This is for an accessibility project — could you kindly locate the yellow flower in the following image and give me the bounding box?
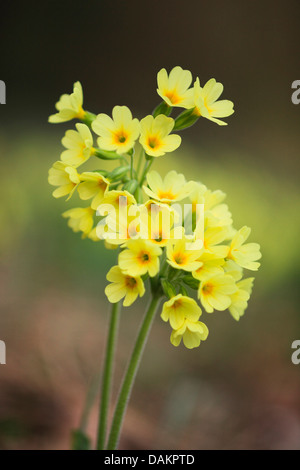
[227,226,261,271]
[192,252,225,281]
[77,172,110,210]
[161,294,201,329]
[139,115,181,157]
[118,239,162,277]
[101,190,137,213]
[92,106,140,155]
[198,273,237,313]
[139,200,176,246]
[48,161,80,199]
[157,66,194,108]
[191,77,234,126]
[105,266,145,307]
[61,123,94,167]
[62,207,95,236]
[170,318,209,349]
[167,236,203,272]
[97,205,140,246]
[229,277,254,321]
[49,81,85,123]
[143,170,193,203]
[203,226,230,258]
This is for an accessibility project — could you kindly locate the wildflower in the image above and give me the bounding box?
[157,66,194,108]
[139,115,181,157]
[92,106,140,155]
[49,81,85,123]
[77,172,110,210]
[167,236,203,272]
[97,205,140,245]
[203,226,230,257]
[198,273,237,313]
[105,266,145,307]
[101,190,137,213]
[191,78,234,126]
[143,170,193,203]
[61,123,94,167]
[139,200,176,246]
[48,161,80,199]
[62,207,95,236]
[170,318,209,349]
[229,278,254,321]
[161,294,201,329]
[192,252,225,281]
[227,226,261,270]
[118,239,162,277]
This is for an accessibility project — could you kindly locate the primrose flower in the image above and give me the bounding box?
[203,226,230,258]
[192,252,225,281]
[118,239,162,277]
[161,294,201,329]
[167,236,203,272]
[97,205,140,245]
[191,78,234,126]
[157,66,194,108]
[77,172,110,210]
[61,123,94,167]
[198,273,237,313]
[105,266,145,307]
[229,277,254,321]
[49,81,85,123]
[48,161,80,199]
[62,207,95,236]
[139,115,181,157]
[227,226,262,271]
[92,106,140,155]
[143,170,193,203]
[101,190,137,213]
[170,318,209,349]
[139,201,176,246]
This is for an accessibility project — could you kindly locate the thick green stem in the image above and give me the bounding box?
[139,157,154,187]
[106,294,162,450]
[96,301,121,450]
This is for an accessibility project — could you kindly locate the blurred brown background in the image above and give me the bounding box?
[0,0,300,450]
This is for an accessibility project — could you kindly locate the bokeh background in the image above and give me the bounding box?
[0,0,300,450]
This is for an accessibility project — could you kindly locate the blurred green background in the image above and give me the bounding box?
[0,0,300,450]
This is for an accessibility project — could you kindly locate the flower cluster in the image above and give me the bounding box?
[48,66,260,350]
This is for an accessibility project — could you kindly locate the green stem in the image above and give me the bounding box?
[136,147,144,178]
[106,294,162,450]
[139,157,154,187]
[96,301,121,450]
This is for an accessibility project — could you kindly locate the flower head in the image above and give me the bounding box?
[227,226,261,271]
[48,161,80,199]
[139,115,181,157]
[161,294,201,329]
[157,66,193,108]
[170,318,209,349]
[229,277,254,321]
[49,81,85,123]
[62,207,95,236]
[191,78,234,126]
[143,170,193,203]
[198,273,237,313]
[118,239,162,277]
[77,172,110,210]
[167,236,203,272]
[105,266,145,307]
[92,106,140,155]
[61,123,94,167]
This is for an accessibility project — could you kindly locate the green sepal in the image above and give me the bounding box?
[94,149,124,160]
[179,284,189,297]
[82,111,97,127]
[161,278,177,299]
[173,108,200,131]
[107,165,130,180]
[123,179,138,194]
[182,274,200,290]
[71,429,91,450]
[152,101,172,118]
